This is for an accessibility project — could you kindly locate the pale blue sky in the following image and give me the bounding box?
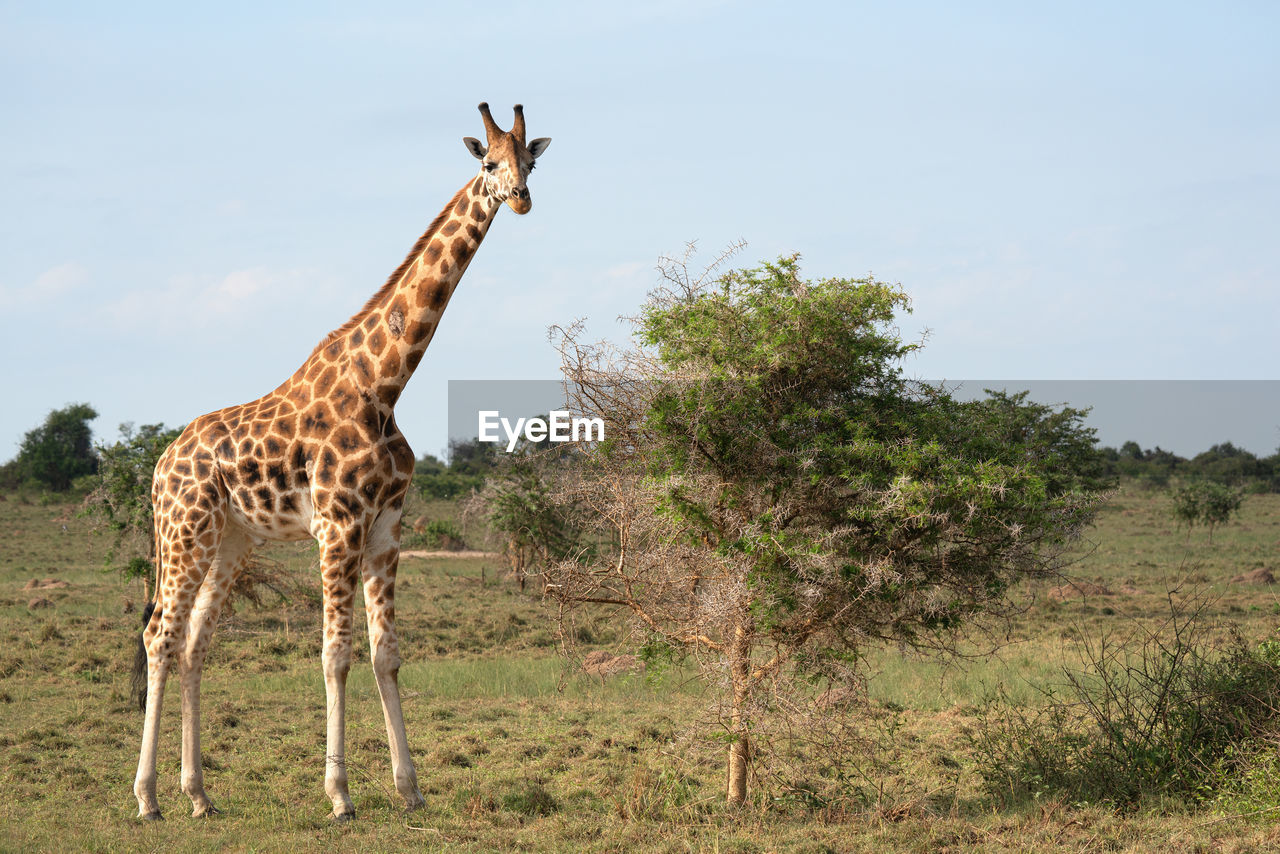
[2,2,1277,460]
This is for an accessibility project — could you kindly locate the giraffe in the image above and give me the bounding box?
[132,103,550,822]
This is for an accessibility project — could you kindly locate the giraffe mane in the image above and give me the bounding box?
[308,182,471,358]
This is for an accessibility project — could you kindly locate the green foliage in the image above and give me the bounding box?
[413,470,484,500]
[1170,481,1245,542]
[411,445,491,500]
[476,444,590,592]
[972,610,1280,809]
[402,519,465,551]
[624,254,1108,655]
[81,422,183,589]
[7,403,100,492]
[447,437,501,476]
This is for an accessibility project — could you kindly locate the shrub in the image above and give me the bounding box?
[972,599,1280,809]
[402,520,466,551]
[1170,481,1245,542]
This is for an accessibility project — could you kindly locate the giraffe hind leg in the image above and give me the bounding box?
[134,502,226,820]
[180,525,253,817]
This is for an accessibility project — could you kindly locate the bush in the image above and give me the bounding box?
[402,520,466,551]
[413,470,484,500]
[972,600,1280,809]
[1170,481,1245,542]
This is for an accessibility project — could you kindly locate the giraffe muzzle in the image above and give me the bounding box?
[507,186,532,215]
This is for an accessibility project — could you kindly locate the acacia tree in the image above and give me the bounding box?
[543,249,1110,806]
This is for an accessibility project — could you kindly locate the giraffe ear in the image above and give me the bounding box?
[527,138,551,159]
[463,137,488,160]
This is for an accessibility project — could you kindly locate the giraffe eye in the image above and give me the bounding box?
[483,162,497,173]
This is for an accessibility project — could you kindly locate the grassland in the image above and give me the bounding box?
[2,486,1280,852]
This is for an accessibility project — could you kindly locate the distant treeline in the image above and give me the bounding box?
[3,401,1277,497]
[413,437,1280,499]
[1097,441,1280,492]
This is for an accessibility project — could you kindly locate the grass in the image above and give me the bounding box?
[2,485,1280,851]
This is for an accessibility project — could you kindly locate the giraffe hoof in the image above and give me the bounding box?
[331,810,356,824]
[140,810,164,822]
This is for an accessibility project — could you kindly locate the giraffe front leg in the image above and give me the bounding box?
[319,538,360,821]
[364,513,424,812]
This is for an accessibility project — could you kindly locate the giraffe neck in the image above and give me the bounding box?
[294,174,501,411]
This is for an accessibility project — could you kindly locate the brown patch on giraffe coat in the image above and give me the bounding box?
[266,463,288,490]
[332,425,362,454]
[405,321,432,346]
[450,238,468,262]
[375,383,398,411]
[441,220,461,237]
[302,403,333,436]
[423,241,443,263]
[239,458,263,485]
[379,345,405,379]
[387,309,405,339]
[466,224,482,242]
[427,283,449,310]
[314,366,338,397]
[353,354,374,383]
[274,414,297,438]
[330,385,357,418]
[470,202,486,221]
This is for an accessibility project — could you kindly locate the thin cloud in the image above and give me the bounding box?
[0,262,88,311]
[105,266,335,333]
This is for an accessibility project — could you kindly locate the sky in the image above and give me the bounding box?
[2,2,1278,461]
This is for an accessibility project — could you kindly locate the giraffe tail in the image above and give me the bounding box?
[131,600,159,712]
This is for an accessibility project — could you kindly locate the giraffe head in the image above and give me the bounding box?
[463,102,550,215]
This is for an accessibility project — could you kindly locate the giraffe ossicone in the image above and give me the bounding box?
[132,103,549,821]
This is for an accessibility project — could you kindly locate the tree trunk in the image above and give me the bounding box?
[726,614,752,806]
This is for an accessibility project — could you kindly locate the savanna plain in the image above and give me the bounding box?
[3,486,1280,853]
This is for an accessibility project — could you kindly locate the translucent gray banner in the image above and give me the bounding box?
[447,379,1280,458]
